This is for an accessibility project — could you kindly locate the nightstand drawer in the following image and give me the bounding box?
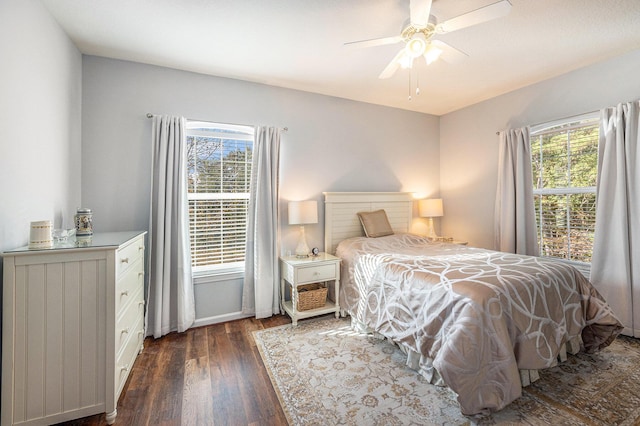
[297,264,336,283]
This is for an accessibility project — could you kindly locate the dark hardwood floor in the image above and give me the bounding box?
[58,314,293,426]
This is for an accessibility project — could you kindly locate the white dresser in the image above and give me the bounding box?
[1,231,146,425]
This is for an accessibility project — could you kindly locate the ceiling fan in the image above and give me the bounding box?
[345,0,512,79]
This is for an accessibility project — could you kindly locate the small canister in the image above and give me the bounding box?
[75,208,93,236]
[29,220,53,249]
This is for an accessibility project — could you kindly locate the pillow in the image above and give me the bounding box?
[357,209,394,238]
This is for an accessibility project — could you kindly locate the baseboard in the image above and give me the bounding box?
[193,311,253,328]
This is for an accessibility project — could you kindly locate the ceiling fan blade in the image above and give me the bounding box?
[379,49,407,79]
[430,40,468,64]
[410,0,433,28]
[437,0,511,34]
[344,35,403,49]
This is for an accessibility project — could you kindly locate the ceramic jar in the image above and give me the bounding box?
[74,208,93,236]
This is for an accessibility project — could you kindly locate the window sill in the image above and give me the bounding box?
[193,267,244,283]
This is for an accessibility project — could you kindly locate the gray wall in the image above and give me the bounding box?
[440,49,640,250]
[81,56,440,324]
[0,0,82,408]
[0,0,82,252]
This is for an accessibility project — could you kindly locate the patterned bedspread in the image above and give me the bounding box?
[336,233,622,416]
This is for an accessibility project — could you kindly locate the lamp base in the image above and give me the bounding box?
[294,225,310,258]
[426,217,439,242]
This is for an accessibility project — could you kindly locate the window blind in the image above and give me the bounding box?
[186,124,253,272]
[531,118,598,263]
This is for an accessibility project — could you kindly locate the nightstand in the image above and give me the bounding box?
[280,253,341,326]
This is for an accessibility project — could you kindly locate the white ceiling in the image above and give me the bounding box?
[40,0,640,116]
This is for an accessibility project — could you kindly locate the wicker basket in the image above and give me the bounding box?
[296,283,328,311]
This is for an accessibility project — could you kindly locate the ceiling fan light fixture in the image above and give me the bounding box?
[405,32,427,58]
[398,52,414,69]
[424,44,443,65]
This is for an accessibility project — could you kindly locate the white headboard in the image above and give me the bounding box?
[323,192,414,254]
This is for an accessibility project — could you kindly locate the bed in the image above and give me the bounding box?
[323,192,623,416]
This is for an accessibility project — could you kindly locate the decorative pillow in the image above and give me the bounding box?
[357,209,394,238]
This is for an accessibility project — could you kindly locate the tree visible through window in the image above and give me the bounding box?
[186,121,254,273]
[530,115,598,264]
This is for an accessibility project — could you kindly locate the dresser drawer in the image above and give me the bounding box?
[115,286,144,356]
[115,314,144,397]
[115,257,144,316]
[116,236,145,277]
[297,264,337,284]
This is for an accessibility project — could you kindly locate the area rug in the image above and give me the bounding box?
[253,316,640,426]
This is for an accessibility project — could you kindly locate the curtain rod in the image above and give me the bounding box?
[146,113,288,132]
[495,110,599,135]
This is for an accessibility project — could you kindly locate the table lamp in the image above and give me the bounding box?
[419,198,443,241]
[288,200,318,257]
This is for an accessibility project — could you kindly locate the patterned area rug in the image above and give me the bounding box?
[253,316,640,425]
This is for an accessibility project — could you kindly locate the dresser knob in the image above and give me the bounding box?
[121,258,129,264]
[121,290,129,297]
[120,364,130,373]
[121,327,130,335]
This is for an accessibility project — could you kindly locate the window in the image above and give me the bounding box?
[186,121,254,274]
[530,114,598,266]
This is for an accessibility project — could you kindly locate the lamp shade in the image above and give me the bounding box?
[288,200,318,225]
[419,198,443,218]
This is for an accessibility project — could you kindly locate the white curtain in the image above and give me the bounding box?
[494,127,539,255]
[242,126,281,318]
[591,101,640,336]
[146,115,195,338]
